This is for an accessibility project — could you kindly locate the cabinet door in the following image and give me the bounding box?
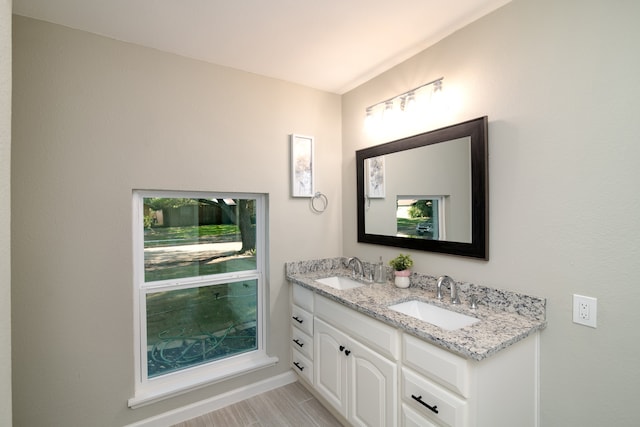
[349,337,397,427]
[314,318,348,417]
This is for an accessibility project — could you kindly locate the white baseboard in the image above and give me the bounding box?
[126,370,297,427]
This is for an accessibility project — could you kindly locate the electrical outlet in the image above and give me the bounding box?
[573,294,597,328]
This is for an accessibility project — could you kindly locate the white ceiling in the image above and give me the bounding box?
[13,0,510,94]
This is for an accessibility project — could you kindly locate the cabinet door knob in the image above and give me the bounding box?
[339,345,345,352]
[411,394,438,414]
[344,349,351,356]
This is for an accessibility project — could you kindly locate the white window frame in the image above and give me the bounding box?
[424,195,446,240]
[129,190,277,408]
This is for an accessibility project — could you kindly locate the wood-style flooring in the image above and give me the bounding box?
[172,381,344,427]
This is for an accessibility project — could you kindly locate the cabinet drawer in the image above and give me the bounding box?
[291,347,313,384]
[402,368,467,427]
[315,295,399,360]
[292,283,314,313]
[401,403,439,427]
[403,334,469,397]
[291,305,313,336]
[291,325,313,360]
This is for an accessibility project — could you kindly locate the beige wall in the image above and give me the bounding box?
[11,0,640,425]
[11,16,342,426]
[343,0,640,425]
[1,0,11,425]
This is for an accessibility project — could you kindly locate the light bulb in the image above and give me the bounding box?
[404,91,416,113]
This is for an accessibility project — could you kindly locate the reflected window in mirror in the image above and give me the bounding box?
[396,196,444,240]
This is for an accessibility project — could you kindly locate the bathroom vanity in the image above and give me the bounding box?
[287,258,546,427]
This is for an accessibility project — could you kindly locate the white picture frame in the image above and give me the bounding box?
[366,156,385,198]
[290,134,315,197]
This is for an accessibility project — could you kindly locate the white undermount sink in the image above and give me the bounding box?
[316,276,365,290]
[388,300,480,331]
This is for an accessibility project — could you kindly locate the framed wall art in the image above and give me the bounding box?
[290,134,315,198]
[366,155,385,198]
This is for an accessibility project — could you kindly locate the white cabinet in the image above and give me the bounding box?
[290,284,314,384]
[315,318,397,427]
[312,294,399,427]
[314,318,348,415]
[400,333,539,427]
[289,283,540,427]
[349,332,397,426]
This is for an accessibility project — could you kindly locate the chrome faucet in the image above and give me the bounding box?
[436,275,460,305]
[345,257,364,280]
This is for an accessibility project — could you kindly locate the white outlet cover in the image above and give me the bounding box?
[573,294,597,328]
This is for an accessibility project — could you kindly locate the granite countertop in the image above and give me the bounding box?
[286,258,547,361]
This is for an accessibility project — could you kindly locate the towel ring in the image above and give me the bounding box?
[310,192,328,213]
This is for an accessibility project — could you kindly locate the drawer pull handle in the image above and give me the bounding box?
[293,339,304,347]
[293,362,304,371]
[292,316,303,324]
[411,394,439,414]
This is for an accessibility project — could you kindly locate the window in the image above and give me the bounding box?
[396,196,445,240]
[129,191,276,408]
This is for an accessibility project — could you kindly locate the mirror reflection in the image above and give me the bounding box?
[364,137,471,243]
[356,117,488,259]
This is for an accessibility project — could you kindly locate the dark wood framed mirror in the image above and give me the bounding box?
[356,116,488,259]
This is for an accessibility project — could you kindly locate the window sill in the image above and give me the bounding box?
[128,352,278,409]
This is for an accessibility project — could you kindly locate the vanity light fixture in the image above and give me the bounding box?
[402,90,416,112]
[433,78,443,93]
[364,77,444,132]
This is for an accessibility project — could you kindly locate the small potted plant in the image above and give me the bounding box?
[389,253,413,288]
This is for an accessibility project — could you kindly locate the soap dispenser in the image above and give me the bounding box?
[374,256,386,283]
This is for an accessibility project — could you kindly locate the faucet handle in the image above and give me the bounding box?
[469,294,484,309]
